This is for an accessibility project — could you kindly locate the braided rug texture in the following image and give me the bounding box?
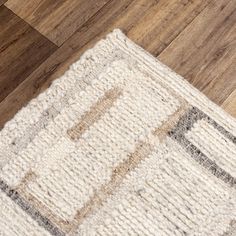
[0,29,236,236]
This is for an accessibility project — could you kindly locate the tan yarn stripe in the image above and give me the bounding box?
[16,170,37,191]
[67,88,122,140]
[153,102,190,142]
[15,105,189,233]
[69,104,190,232]
[15,84,189,233]
[68,141,155,233]
[14,85,189,233]
[19,191,71,231]
[16,177,72,232]
[222,220,236,236]
[146,69,191,141]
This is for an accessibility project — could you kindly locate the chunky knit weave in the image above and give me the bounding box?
[0,29,235,236]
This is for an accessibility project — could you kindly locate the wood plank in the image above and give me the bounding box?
[0,0,153,128]
[201,58,236,105]
[222,89,236,118]
[5,0,110,46]
[0,6,57,104]
[67,0,211,56]
[127,0,211,55]
[0,0,7,6]
[158,0,236,106]
[0,0,226,128]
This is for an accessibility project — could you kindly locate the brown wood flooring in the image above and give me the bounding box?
[0,0,235,128]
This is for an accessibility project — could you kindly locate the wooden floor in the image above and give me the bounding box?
[0,0,235,128]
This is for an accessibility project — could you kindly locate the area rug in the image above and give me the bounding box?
[0,29,235,236]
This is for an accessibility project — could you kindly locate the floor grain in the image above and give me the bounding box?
[0,0,6,6]
[127,0,211,55]
[5,0,110,46]
[0,0,155,127]
[159,0,236,105]
[0,0,235,128]
[0,5,57,103]
[222,89,236,117]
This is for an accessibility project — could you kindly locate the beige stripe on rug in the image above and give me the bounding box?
[0,29,235,236]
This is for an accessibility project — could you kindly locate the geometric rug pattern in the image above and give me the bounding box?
[0,29,235,236]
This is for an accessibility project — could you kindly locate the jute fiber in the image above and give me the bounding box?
[0,29,235,236]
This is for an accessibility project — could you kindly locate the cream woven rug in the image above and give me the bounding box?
[0,29,236,236]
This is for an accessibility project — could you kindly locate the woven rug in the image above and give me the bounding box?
[0,29,236,236]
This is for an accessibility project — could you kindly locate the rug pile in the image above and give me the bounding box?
[0,29,235,236]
